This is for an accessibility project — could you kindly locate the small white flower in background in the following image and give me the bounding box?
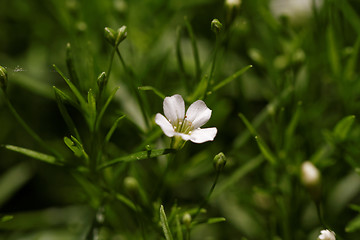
[155,94,217,144]
[301,161,320,187]
[270,0,323,25]
[318,229,336,240]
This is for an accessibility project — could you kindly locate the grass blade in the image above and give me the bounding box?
[53,64,87,109]
[97,148,175,170]
[211,65,252,93]
[3,145,62,166]
[160,205,173,240]
[105,115,126,143]
[95,87,120,131]
[138,86,165,100]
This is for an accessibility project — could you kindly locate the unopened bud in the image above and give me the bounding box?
[104,27,117,46]
[115,25,127,45]
[0,66,8,91]
[301,161,321,201]
[225,0,242,25]
[97,72,107,91]
[211,19,223,34]
[104,25,127,47]
[213,152,227,172]
[124,176,139,197]
[182,212,192,228]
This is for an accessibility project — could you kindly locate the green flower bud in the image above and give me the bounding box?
[115,25,127,46]
[0,66,8,91]
[211,19,223,34]
[97,72,107,91]
[182,212,192,228]
[124,176,139,198]
[104,25,127,47]
[213,152,227,172]
[104,27,117,46]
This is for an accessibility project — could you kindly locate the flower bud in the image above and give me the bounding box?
[115,25,127,46]
[318,229,336,240]
[300,161,321,201]
[0,66,8,91]
[97,72,107,91]
[225,0,242,25]
[124,176,139,198]
[104,26,127,47]
[213,152,227,172]
[104,27,117,46]
[211,19,223,34]
[182,212,192,228]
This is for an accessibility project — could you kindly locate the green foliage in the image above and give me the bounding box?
[2,0,360,239]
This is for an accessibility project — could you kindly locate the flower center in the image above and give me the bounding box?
[172,116,194,134]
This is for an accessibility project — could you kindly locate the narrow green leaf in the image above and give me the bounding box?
[105,115,126,143]
[211,65,252,93]
[87,88,97,129]
[255,136,276,165]
[53,64,87,109]
[138,86,165,99]
[346,214,360,233]
[333,115,355,141]
[344,36,360,80]
[98,148,175,170]
[336,0,360,36]
[207,217,226,224]
[115,194,136,211]
[64,137,82,157]
[0,215,13,223]
[285,101,302,141]
[54,87,81,141]
[95,87,120,131]
[53,86,79,108]
[160,205,173,240]
[327,26,340,76]
[0,163,33,207]
[3,145,61,166]
[175,214,183,240]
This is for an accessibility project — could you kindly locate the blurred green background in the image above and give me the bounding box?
[1,0,360,239]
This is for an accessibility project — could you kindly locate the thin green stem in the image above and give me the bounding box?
[152,152,177,200]
[1,91,62,160]
[315,201,328,229]
[115,48,150,129]
[193,170,220,220]
[184,17,201,82]
[106,46,117,83]
[205,34,220,98]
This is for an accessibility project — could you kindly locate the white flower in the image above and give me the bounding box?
[318,229,336,240]
[270,0,323,25]
[155,94,217,144]
[301,161,320,187]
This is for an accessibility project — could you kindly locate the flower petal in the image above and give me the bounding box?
[175,132,191,141]
[186,100,212,129]
[189,127,217,143]
[163,94,185,123]
[155,113,175,137]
